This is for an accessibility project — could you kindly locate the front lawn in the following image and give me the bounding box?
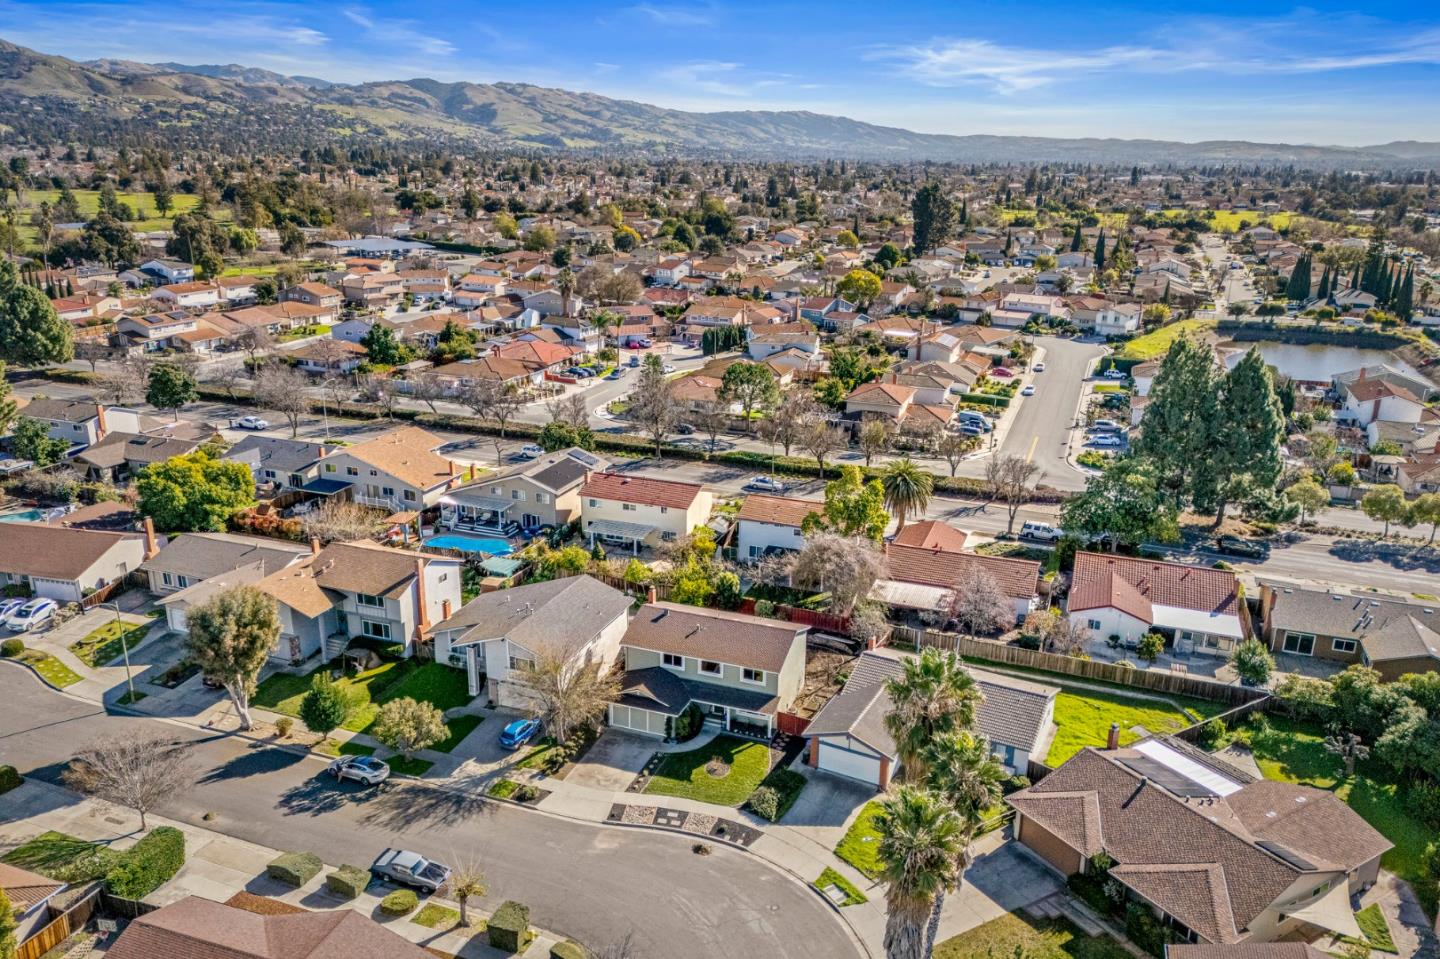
[314,739,376,758]
[643,735,771,807]
[934,913,1132,959]
[15,650,83,688]
[431,714,483,753]
[514,737,559,771]
[2,831,115,882]
[70,620,150,668]
[1044,689,1211,766]
[834,801,885,880]
[813,867,867,906]
[253,660,471,735]
[412,903,460,929]
[387,756,433,777]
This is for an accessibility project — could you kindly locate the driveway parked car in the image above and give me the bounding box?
[236,415,270,430]
[662,364,677,374]
[989,367,1015,378]
[517,444,544,459]
[1090,434,1124,448]
[1020,521,1063,542]
[4,598,58,632]
[328,755,390,786]
[744,475,787,493]
[371,849,451,893]
[500,717,542,750]
[674,423,695,435]
[605,369,624,381]
[1102,369,1127,380]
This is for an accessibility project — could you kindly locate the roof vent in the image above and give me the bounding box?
[1265,810,1277,818]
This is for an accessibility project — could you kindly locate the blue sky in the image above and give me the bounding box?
[1,0,1436,144]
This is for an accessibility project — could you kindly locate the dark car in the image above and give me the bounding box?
[674,423,695,435]
[1214,535,1269,559]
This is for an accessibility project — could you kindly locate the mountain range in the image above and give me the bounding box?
[2,38,1437,168]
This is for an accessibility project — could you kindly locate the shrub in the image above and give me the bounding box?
[753,599,776,618]
[1003,774,1031,794]
[0,638,24,657]
[488,900,532,952]
[0,765,21,794]
[670,702,704,742]
[1193,718,1228,750]
[274,717,293,738]
[1015,632,1042,651]
[1410,780,1440,829]
[379,888,417,916]
[515,784,540,803]
[1125,902,1175,957]
[746,768,806,822]
[325,865,369,900]
[550,943,588,959]
[106,827,185,899]
[266,851,323,887]
[746,785,780,821]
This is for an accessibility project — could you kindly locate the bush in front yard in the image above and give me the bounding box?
[379,888,417,917]
[487,900,532,952]
[746,768,806,823]
[746,785,780,821]
[1,638,24,657]
[325,865,369,900]
[550,942,588,959]
[106,827,185,899]
[266,851,323,887]
[0,765,22,795]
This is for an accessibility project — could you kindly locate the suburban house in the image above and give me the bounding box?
[844,381,916,422]
[141,530,312,597]
[289,338,368,374]
[874,545,1040,621]
[608,603,807,739]
[1094,302,1144,337]
[116,311,202,351]
[74,430,212,483]
[255,541,462,663]
[579,472,713,553]
[1008,736,1390,945]
[1067,552,1248,656]
[891,519,969,552]
[137,258,195,285]
[0,861,67,947]
[150,281,220,310]
[1258,580,1440,681]
[16,398,148,449]
[105,895,436,959]
[283,281,344,310]
[0,522,149,602]
[315,427,457,511]
[224,436,337,493]
[430,574,632,705]
[439,447,608,536]
[804,651,1059,788]
[735,494,820,561]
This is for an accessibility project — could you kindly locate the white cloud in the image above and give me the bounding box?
[341,6,454,57]
[628,3,716,27]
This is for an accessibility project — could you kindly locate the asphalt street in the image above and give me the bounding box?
[0,675,862,959]
[989,337,1106,489]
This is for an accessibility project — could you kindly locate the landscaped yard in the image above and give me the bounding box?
[386,756,433,777]
[412,903,461,930]
[1115,319,1217,361]
[14,649,83,688]
[431,714,484,753]
[253,659,471,736]
[813,867,867,907]
[70,619,150,668]
[1349,903,1397,953]
[642,735,771,806]
[2,831,115,882]
[834,801,885,880]
[1244,716,1436,918]
[1044,688,1220,766]
[934,913,1131,959]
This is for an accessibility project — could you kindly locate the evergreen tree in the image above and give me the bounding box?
[0,261,74,367]
[1093,231,1106,272]
[1070,222,1083,252]
[1201,347,1285,526]
[1317,265,1332,301]
[910,183,956,255]
[1133,336,1222,508]
[1395,265,1414,319]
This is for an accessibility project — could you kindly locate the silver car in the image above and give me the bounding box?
[328,755,390,786]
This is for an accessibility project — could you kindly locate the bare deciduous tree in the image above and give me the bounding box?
[790,533,884,615]
[449,861,488,928]
[459,379,526,464]
[251,362,311,437]
[95,356,148,405]
[546,392,590,430]
[406,373,449,414]
[301,499,386,544]
[63,733,194,830]
[985,454,1040,534]
[761,387,818,458]
[801,420,849,478]
[237,326,275,365]
[512,644,621,744]
[691,400,729,460]
[948,566,1013,639]
[1024,608,1090,656]
[627,356,677,458]
[357,373,400,420]
[936,431,977,477]
[858,416,894,467]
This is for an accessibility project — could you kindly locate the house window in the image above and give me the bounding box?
[622,503,636,511]
[403,490,417,501]
[661,531,676,542]
[263,470,276,480]
[536,493,548,504]
[508,656,533,672]
[742,668,765,684]
[699,660,722,676]
[748,545,764,558]
[1087,619,1102,630]
[369,469,378,477]
[491,486,502,495]
[1283,632,1316,656]
[662,653,683,668]
[357,593,384,608]
[346,466,359,476]
[361,620,391,639]
[512,490,526,501]
[1332,638,1357,654]
[660,506,668,514]
[325,464,336,473]
[162,572,173,586]
[176,575,189,588]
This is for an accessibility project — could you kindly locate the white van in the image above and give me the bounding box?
[957,410,993,431]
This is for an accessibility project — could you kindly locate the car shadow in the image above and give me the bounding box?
[275,774,389,817]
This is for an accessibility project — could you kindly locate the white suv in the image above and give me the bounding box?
[1020,521,1063,542]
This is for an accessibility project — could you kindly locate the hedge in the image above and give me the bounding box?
[266,851,323,887]
[487,900,532,952]
[0,638,23,658]
[957,392,1010,409]
[550,942,588,959]
[0,765,22,795]
[106,826,185,899]
[379,888,418,916]
[325,865,369,900]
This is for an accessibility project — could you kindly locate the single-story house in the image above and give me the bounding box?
[1067,552,1247,656]
[1258,580,1440,681]
[0,522,149,602]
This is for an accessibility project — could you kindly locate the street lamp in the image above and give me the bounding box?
[96,602,136,705]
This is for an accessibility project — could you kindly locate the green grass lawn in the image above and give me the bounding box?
[2,831,115,882]
[1044,689,1213,766]
[253,659,472,736]
[1116,319,1218,361]
[70,620,150,668]
[643,735,771,807]
[15,650,83,688]
[1349,903,1397,953]
[411,903,460,929]
[934,913,1132,959]
[834,801,885,880]
[314,739,377,758]
[16,189,214,241]
[813,867,867,906]
[431,714,483,753]
[1245,716,1436,918]
[513,738,559,770]
[488,779,520,799]
[387,756,433,777]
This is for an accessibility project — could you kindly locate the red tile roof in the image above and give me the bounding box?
[581,472,703,509]
[737,494,821,528]
[891,520,968,552]
[1068,552,1239,618]
[884,545,1039,600]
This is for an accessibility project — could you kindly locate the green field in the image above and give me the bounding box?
[1116,319,1217,360]
[935,913,1131,959]
[1045,689,1216,765]
[15,189,218,242]
[1160,209,1294,233]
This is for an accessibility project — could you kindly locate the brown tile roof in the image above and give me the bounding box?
[884,544,1039,600]
[342,427,453,490]
[622,602,805,672]
[1170,945,1332,959]
[0,861,65,912]
[0,523,143,581]
[737,494,821,529]
[1069,552,1240,619]
[581,472,702,510]
[890,520,968,552]
[847,382,915,406]
[106,895,435,959]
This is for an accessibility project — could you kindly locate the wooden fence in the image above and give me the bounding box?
[887,627,1269,706]
[79,573,142,611]
[1172,694,1273,743]
[777,711,811,737]
[17,888,100,959]
[738,599,852,636]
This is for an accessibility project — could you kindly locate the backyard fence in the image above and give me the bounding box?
[886,627,1270,706]
[1172,693,1273,743]
[738,599,852,636]
[16,887,101,959]
[777,712,811,737]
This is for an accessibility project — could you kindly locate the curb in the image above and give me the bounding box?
[0,656,67,694]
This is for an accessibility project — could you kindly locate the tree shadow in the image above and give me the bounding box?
[197,742,307,783]
[275,776,388,818]
[1327,539,1440,573]
[358,781,496,833]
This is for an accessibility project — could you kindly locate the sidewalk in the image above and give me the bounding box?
[0,779,566,958]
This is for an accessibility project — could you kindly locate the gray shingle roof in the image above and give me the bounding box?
[224,436,336,475]
[140,532,311,582]
[434,574,631,656]
[621,602,806,673]
[1263,581,1440,664]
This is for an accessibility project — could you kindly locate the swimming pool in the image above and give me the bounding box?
[422,535,515,556]
[0,509,45,523]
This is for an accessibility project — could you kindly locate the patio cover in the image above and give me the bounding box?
[871,578,953,611]
[480,556,523,577]
[299,478,351,496]
[1281,882,1362,939]
[441,493,513,513]
[586,519,656,542]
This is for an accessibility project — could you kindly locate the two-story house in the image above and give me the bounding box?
[430,574,632,705]
[609,603,808,739]
[150,281,220,311]
[316,427,457,511]
[283,282,344,310]
[116,312,201,351]
[16,400,158,451]
[138,258,195,286]
[440,447,609,536]
[579,472,713,554]
[735,494,819,562]
[223,436,337,494]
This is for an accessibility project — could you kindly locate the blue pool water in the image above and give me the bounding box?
[423,535,514,556]
[0,509,45,523]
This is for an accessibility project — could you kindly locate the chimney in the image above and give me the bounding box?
[310,537,322,556]
[441,599,452,621]
[645,586,657,605]
[468,464,477,480]
[890,371,898,384]
[95,404,108,440]
[1106,722,1121,751]
[413,557,430,631]
[448,460,457,476]
[142,516,158,559]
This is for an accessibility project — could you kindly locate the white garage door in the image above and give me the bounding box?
[817,741,882,785]
[167,607,187,633]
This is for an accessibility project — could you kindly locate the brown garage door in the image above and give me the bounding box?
[1018,815,1083,876]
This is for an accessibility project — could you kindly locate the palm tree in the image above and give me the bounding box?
[556,267,576,316]
[876,786,965,959]
[881,458,934,533]
[882,648,982,784]
[919,731,1008,953]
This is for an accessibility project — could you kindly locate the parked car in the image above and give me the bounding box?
[635,338,652,348]
[4,598,58,632]
[328,755,390,786]
[1020,521,1063,542]
[1021,385,1036,396]
[1090,419,1122,432]
[1213,535,1270,560]
[371,849,451,893]
[1033,362,1046,372]
[744,475,787,493]
[959,424,985,437]
[1090,434,1124,448]
[605,369,624,381]
[236,415,270,430]
[674,423,695,435]
[989,367,1015,378]
[0,598,28,622]
[500,717,542,750]
[517,444,544,459]
[1102,368,1127,380]
[662,364,677,374]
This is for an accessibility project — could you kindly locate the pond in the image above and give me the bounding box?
[1220,341,1424,383]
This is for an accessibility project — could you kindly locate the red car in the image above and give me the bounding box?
[989,367,1015,378]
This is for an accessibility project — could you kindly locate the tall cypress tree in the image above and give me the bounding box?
[1071,222,1083,252]
[1203,347,1285,526]
[1093,231,1106,271]
[1396,266,1414,318]
[1317,265,1332,301]
[1134,336,1223,509]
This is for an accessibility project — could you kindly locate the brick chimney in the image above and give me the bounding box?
[413,557,430,631]
[95,404,108,440]
[448,460,456,476]
[310,537,322,556]
[645,586,657,605]
[142,516,158,559]
[1106,722,1121,751]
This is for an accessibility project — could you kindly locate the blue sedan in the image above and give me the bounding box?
[500,717,542,750]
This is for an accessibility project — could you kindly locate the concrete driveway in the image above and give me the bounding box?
[566,730,658,791]
[778,767,877,847]
[935,834,1064,941]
